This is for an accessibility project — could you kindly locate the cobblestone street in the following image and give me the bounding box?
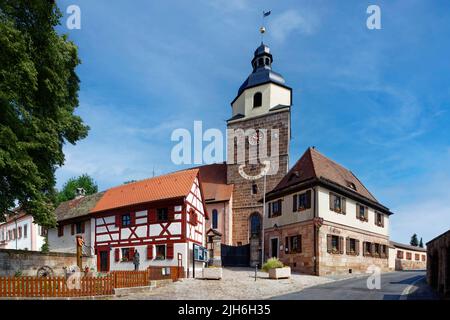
[112,268,334,300]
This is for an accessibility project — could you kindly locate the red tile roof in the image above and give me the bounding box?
[91,169,199,213]
[271,147,378,202]
[197,163,233,202]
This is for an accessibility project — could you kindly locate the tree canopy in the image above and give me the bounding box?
[410,233,419,247]
[0,1,89,226]
[57,174,98,204]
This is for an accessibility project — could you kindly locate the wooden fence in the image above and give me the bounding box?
[0,275,114,298]
[112,266,184,288]
[0,266,184,297]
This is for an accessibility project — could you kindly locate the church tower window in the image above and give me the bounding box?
[253,92,262,108]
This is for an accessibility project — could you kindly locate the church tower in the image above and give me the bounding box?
[227,42,292,255]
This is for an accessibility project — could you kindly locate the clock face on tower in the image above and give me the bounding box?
[248,130,265,146]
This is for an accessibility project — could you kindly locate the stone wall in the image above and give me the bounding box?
[227,109,290,245]
[427,230,450,297]
[0,249,95,277]
[318,223,390,276]
[264,221,315,274]
[395,258,426,271]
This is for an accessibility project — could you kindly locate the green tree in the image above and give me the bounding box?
[57,174,98,204]
[41,235,49,253]
[410,233,419,247]
[419,237,424,248]
[0,1,89,227]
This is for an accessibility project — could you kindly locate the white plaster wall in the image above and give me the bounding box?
[48,220,93,255]
[108,242,187,271]
[231,83,291,119]
[388,247,396,269]
[263,188,314,229]
[317,186,389,236]
[0,216,43,251]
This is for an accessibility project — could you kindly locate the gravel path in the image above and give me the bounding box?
[113,268,334,300]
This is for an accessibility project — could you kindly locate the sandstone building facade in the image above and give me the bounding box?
[263,147,394,276]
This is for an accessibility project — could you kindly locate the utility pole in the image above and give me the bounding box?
[261,171,266,267]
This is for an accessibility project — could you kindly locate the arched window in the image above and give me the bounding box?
[258,58,264,66]
[250,213,261,236]
[265,58,270,65]
[212,209,218,229]
[253,92,262,108]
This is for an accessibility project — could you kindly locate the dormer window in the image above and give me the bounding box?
[347,181,357,191]
[253,92,262,108]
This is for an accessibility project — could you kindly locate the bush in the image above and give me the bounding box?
[262,258,284,272]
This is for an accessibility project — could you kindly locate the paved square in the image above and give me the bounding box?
[113,268,333,300]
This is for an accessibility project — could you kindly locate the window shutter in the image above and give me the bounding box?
[128,247,135,260]
[81,222,85,233]
[370,243,375,256]
[365,207,369,222]
[356,204,360,219]
[342,198,346,215]
[268,203,272,218]
[293,195,297,212]
[327,234,332,253]
[355,240,360,256]
[329,193,333,210]
[147,245,153,260]
[167,243,174,259]
[339,237,344,254]
[115,248,120,262]
[363,242,367,256]
[306,190,312,209]
[71,224,75,235]
[115,215,120,227]
[381,214,384,227]
[148,209,157,223]
[168,207,175,221]
[130,212,136,226]
[346,237,350,255]
[297,235,302,253]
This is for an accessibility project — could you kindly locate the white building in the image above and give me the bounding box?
[0,210,46,251]
[90,168,207,275]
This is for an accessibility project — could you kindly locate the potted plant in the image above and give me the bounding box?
[262,258,291,279]
[202,266,223,280]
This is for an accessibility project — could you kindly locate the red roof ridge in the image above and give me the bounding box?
[103,168,199,193]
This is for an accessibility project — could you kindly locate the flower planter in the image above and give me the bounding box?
[268,266,291,279]
[202,267,223,280]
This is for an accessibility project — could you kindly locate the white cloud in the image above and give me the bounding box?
[269,10,318,43]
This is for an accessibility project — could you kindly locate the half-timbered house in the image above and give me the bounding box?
[89,168,207,275]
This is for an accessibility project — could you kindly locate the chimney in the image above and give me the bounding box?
[75,187,86,199]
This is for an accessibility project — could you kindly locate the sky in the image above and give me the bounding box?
[55,0,450,244]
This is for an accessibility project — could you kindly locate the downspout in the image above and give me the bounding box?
[313,187,318,275]
[14,218,18,250]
